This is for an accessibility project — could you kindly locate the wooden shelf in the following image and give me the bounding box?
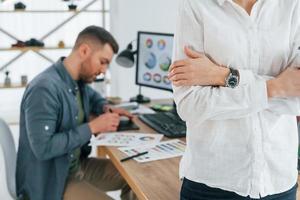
[0,0,102,73]
[0,47,72,52]
[0,10,108,13]
[0,83,26,89]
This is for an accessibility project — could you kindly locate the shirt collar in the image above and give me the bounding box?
[54,57,79,94]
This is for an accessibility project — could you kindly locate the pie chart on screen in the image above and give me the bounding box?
[143,52,157,69]
[145,38,153,48]
[143,72,152,81]
[153,74,162,83]
[157,39,166,50]
[159,54,171,71]
[163,76,171,85]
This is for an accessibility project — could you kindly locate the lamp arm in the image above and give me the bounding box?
[126,39,137,51]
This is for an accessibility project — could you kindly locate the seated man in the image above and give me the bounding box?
[16,25,135,200]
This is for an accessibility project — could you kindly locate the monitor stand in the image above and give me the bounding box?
[130,86,150,104]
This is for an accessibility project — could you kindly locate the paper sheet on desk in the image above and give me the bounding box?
[119,139,186,163]
[112,102,155,114]
[90,132,163,147]
[130,104,156,114]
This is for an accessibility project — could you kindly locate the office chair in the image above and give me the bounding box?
[0,118,16,199]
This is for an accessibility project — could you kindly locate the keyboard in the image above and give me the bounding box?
[138,111,186,138]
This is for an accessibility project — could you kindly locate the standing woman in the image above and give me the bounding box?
[169,0,300,199]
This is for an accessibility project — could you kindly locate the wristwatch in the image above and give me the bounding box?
[225,67,240,88]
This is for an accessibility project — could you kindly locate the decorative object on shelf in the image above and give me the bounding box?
[21,75,28,86]
[11,40,26,48]
[11,39,45,48]
[68,4,77,11]
[4,71,11,87]
[58,40,65,48]
[14,2,26,10]
[24,38,44,47]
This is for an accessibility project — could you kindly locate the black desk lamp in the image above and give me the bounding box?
[116,41,150,103]
[116,43,136,68]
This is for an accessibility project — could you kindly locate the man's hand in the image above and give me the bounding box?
[88,113,120,135]
[267,67,300,98]
[168,46,229,87]
[109,107,133,119]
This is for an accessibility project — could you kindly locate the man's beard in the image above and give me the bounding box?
[79,61,95,83]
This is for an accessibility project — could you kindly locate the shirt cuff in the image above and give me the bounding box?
[239,69,269,112]
[238,69,255,86]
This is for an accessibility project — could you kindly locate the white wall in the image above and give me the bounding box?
[109,0,180,101]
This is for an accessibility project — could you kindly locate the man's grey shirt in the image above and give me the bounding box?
[16,58,107,200]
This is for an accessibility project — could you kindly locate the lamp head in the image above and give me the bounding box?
[116,43,136,68]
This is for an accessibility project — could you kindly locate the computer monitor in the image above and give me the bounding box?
[135,31,174,92]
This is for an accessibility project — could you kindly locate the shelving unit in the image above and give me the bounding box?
[0,0,109,89]
[0,0,106,73]
[0,83,26,89]
[0,47,72,52]
[0,47,73,72]
[0,10,105,13]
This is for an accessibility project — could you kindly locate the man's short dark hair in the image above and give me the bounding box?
[74,25,119,53]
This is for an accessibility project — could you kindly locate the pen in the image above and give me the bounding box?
[120,151,148,162]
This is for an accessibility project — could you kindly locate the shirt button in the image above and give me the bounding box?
[75,116,78,120]
[44,126,49,131]
[68,89,72,93]
[70,154,74,158]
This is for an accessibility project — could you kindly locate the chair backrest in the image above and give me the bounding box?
[0,118,16,199]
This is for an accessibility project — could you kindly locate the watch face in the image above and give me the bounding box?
[228,76,238,88]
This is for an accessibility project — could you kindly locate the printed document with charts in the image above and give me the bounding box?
[90,132,163,147]
[119,139,186,163]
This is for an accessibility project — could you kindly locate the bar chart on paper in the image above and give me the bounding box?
[119,139,186,163]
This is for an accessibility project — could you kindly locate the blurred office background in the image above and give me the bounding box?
[0,0,179,199]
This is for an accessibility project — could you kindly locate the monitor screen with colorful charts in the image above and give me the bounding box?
[136,31,174,92]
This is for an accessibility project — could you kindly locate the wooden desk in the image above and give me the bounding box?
[99,115,182,200]
[98,100,300,200]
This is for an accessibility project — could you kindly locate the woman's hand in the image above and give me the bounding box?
[109,107,133,119]
[168,46,229,87]
[267,67,300,98]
